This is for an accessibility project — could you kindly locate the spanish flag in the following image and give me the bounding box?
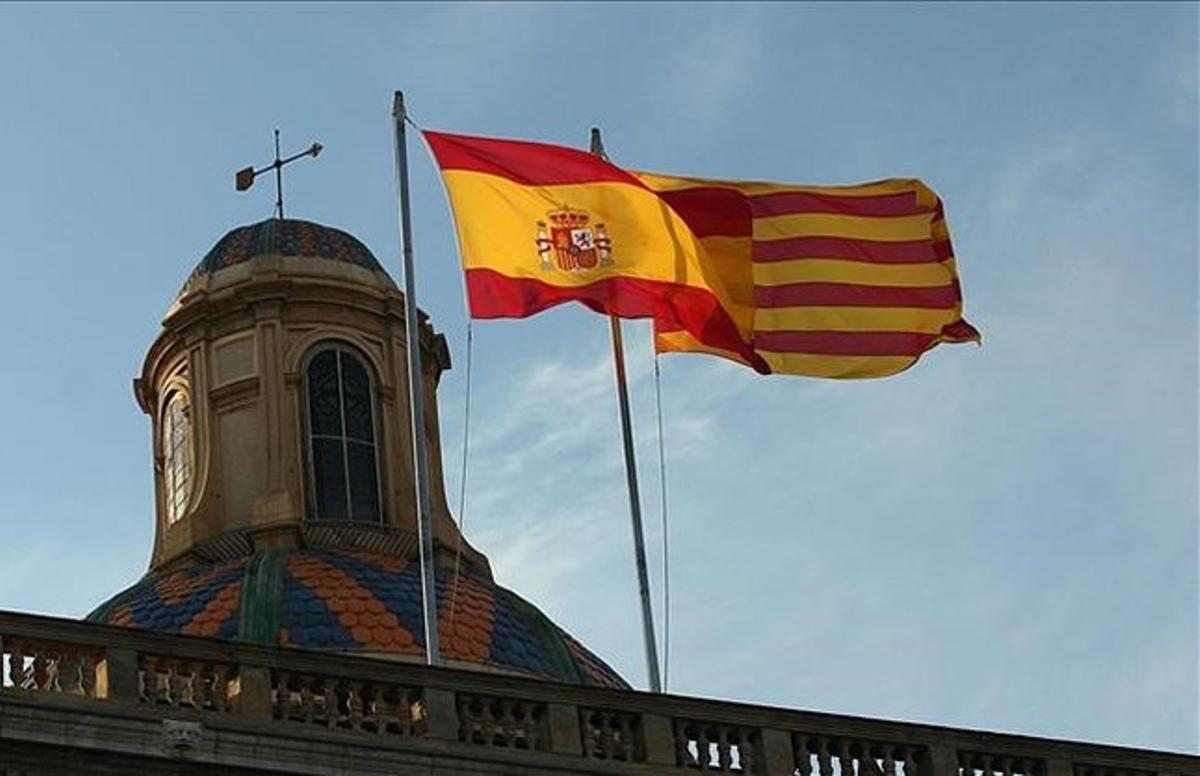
[425,130,978,379]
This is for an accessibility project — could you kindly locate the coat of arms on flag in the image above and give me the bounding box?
[536,207,612,272]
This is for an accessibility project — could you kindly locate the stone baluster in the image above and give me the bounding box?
[158,657,172,705]
[363,684,381,732]
[604,711,622,757]
[215,663,232,711]
[310,678,323,725]
[140,655,157,703]
[478,697,496,744]
[512,700,527,747]
[674,720,692,766]
[79,651,97,698]
[48,649,65,693]
[299,678,317,724]
[348,680,364,731]
[496,698,512,745]
[838,738,856,776]
[396,688,410,735]
[381,685,397,733]
[863,743,883,776]
[272,670,288,719]
[881,744,897,776]
[15,645,28,689]
[457,694,475,742]
[9,642,28,690]
[478,697,494,743]
[525,702,543,751]
[55,650,75,694]
[335,680,346,727]
[819,737,836,776]
[618,712,635,761]
[903,746,919,776]
[32,651,51,691]
[169,660,189,707]
[393,688,409,735]
[697,725,713,769]
[717,726,732,771]
[74,650,91,696]
[398,688,417,736]
[795,735,814,776]
[580,709,598,756]
[199,663,214,710]
[499,700,518,748]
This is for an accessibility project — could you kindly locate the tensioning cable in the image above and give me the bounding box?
[652,350,671,691]
[408,111,477,633]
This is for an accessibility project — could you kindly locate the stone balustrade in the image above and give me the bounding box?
[1,610,1196,776]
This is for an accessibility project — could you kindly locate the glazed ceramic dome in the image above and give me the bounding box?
[192,218,386,276]
[88,548,627,689]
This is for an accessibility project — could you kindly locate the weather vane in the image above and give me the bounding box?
[235,129,322,219]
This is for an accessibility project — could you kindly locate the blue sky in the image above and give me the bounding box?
[0,2,1195,753]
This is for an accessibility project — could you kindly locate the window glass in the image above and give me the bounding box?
[307,350,342,436]
[163,393,193,525]
[305,346,381,522]
[341,357,373,443]
[347,441,380,521]
[312,437,349,520]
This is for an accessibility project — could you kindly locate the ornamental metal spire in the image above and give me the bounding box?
[235,129,323,219]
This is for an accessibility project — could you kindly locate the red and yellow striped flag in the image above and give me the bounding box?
[636,173,980,377]
[425,130,979,378]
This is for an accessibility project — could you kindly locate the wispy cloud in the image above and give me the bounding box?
[650,6,770,133]
[1150,9,1199,126]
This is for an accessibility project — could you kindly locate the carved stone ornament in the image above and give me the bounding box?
[161,718,204,756]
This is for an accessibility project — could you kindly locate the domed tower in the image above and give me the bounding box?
[89,217,626,689]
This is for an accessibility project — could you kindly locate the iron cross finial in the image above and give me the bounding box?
[235,129,323,219]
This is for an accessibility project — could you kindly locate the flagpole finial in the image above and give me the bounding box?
[590,127,606,159]
[393,91,406,121]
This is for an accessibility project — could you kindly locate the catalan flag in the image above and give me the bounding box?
[636,173,980,378]
[425,130,978,378]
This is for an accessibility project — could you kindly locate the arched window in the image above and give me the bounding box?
[305,345,381,522]
[163,392,193,525]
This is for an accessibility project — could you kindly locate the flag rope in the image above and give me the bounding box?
[416,107,478,636]
[447,321,474,633]
[652,350,671,691]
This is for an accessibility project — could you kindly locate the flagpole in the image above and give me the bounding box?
[590,128,663,694]
[392,91,441,667]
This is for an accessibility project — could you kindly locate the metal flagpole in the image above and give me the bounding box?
[590,128,663,694]
[274,129,284,219]
[392,91,441,666]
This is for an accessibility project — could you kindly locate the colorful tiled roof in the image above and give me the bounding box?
[86,549,628,689]
[191,218,386,277]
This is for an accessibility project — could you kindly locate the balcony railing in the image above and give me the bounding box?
[0,610,1195,775]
